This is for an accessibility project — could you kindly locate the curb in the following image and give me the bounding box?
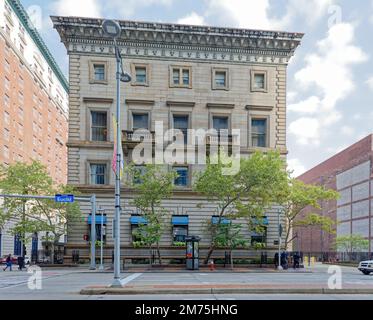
[80,287,373,295]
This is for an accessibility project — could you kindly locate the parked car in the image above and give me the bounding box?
[0,255,18,265]
[358,260,373,275]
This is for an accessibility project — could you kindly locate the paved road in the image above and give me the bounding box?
[0,264,372,300]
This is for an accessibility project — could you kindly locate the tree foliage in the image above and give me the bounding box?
[281,179,339,248]
[334,234,369,253]
[0,161,81,258]
[130,164,177,264]
[194,151,288,263]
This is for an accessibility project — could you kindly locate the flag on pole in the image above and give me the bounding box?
[112,115,124,178]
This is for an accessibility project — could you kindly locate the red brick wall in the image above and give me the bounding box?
[0,36,68,185]
[294,135,373,253]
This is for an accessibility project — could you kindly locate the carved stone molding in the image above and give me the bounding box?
[245,105,274,111]
[166,101,195,108]
[82,97,114,104]
[125,99,155,105]
[51,16,303,66]
[207,103,235,109]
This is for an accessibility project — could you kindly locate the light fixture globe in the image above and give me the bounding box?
[102,19,121,39]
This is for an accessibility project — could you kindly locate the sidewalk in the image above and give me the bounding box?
[79,265,373,295]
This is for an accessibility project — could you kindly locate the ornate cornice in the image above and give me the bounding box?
[51,16,303,66]
[10,2,69,92]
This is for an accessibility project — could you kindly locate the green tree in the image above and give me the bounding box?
[194,151,288,264]
[295,212,336,252]
[334,234,369,260]
[212,222,247,269]
[0,161,81,261]
[280,179,339,249]
[130,164,176,265]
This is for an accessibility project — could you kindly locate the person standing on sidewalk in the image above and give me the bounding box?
[3,254,12,271]
[17,256,25,271]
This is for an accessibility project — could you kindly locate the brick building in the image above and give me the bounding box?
[0,0,69,259]
[295,134,373,255]
[52,16,302,263]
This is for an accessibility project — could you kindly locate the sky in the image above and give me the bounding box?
[21,0,373,177]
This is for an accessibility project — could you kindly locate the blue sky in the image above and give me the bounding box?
[21,0,373,177]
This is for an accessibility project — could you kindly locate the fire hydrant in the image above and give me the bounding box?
[209,259,215,271]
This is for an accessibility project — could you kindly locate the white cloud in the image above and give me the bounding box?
[288,23,368,145]
[287,158,306,177]
[177,12,206,25]
[106,0,173,18]
[340,126,354,136]
[366,77,373,90]
[288,96,321,114]
[288,117,320,145]
[204,0,334,30]
[50,0,103,17]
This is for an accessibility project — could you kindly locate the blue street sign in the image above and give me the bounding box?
[55,194,74,203]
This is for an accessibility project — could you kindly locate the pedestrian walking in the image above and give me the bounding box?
[3,254,12,271]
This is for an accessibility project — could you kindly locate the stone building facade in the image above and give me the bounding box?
[52,16,302,262]
[0,1,69,259]
[296,134,373,255]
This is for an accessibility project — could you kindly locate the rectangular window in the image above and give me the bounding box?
[90,163,107,185]
[4,111,10,124]
[251,228,267,246]
[4,94,10,108]
[212,116,229,132]
[251,119,267,147]
[182,69,190,85]
[19,44,24,55]
[252,72,266,91]
[135,66,147,84]
[94,64,105,81]
[174,167,188,187]
[173,115,189,144]
[3,145,9,159]
[132,113,149,130]
[215,71,226,87]
[171,67,191,87]
[3,128,9,141]
[173,225,188,242]
[133,165,147,185]
[91,111,108,141]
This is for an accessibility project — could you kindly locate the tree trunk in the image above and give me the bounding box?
[149,246,152,267]
[230,249,233,269]
[156,242,161,265]
[204,244,215,264]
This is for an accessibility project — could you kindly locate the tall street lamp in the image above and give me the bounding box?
[102,19,131,287]
[277,208,283,270]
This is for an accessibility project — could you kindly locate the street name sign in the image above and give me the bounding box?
[55,194,75,203]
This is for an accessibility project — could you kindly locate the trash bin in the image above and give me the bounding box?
[185,236,201,270]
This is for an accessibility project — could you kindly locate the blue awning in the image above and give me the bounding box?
[211,216,231,224]
[130,216,148,225]
[172,216,189,225]
[252,216,269,225]
[87,215,107,224]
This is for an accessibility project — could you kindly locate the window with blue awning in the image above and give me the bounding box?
[211,216,231,224]
[171,215,189,225]
[130,215,148,225]
[87,214,107,224]
[252,216,269,225]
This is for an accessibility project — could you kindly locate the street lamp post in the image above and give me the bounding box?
[102,19,131,287]
[98,207,105,270]
[277,208,283,270]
